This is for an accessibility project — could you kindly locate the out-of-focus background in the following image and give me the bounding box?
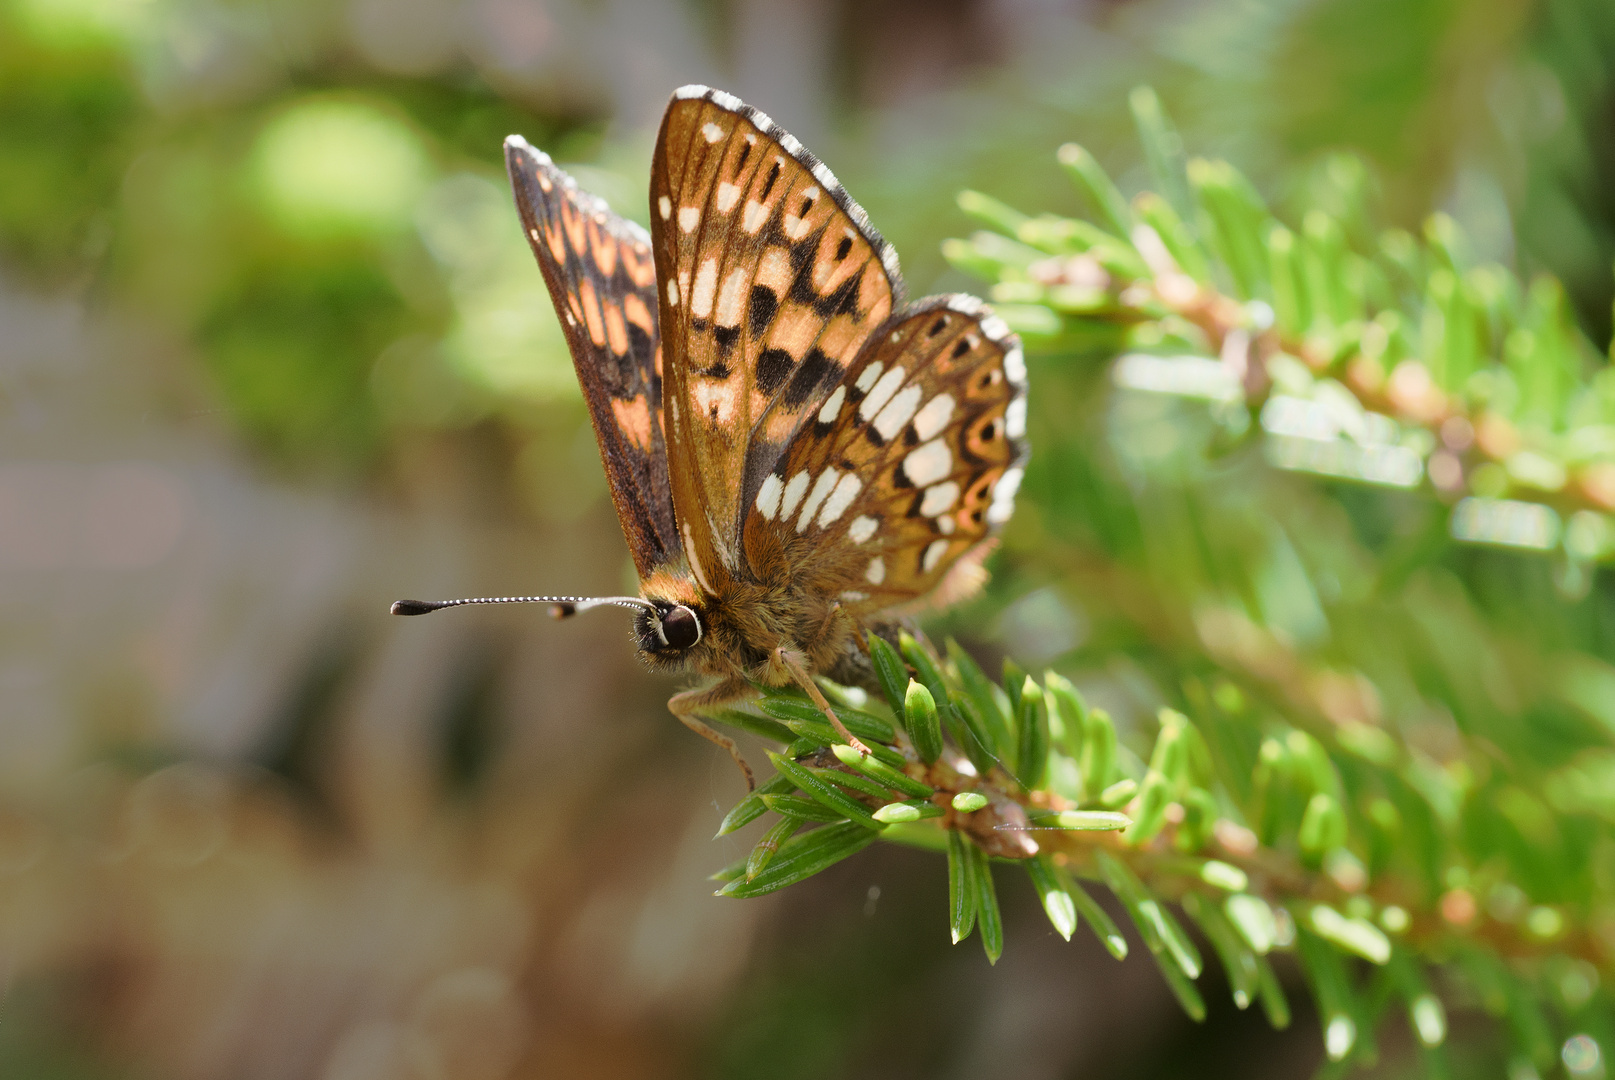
[2,0,1613,1077]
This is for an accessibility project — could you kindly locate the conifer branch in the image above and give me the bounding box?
[707,87,1615,1074]
[949,87,1615,569]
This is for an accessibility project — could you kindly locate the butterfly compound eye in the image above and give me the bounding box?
[661,605,702,649]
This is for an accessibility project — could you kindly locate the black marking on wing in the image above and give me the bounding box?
[757,348,795,395]
[781,347,836,408]
[505,135,679,576]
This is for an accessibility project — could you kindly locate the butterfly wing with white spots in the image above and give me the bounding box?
[741,294,1029,616]
[649,86,902,596]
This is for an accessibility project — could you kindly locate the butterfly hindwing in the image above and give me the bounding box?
[741,295,1029,614]
[505,137,679,578]
[649,86,903,594]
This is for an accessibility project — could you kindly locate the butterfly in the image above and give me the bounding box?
[393,86,1028,789]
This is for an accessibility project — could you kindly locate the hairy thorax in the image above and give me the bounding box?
[636,537,865,684]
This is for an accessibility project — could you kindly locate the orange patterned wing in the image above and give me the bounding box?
[649,86,902,595]
[740,295,1029,615]
[505,136,679,578]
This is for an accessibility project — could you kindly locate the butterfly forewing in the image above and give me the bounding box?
[650,86,903,594]
[741,295,1029,615]
[505,137,679,577]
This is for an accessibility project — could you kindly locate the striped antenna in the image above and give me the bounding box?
[390,595,657,619]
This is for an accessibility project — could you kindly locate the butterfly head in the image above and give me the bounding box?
[635,598,703,655]
[629,567,728,671]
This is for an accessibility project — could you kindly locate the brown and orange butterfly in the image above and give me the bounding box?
[394,86,1028,788]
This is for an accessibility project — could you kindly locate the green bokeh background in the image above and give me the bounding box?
[2,0,1613,1077]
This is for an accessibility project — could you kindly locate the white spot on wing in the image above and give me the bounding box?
[781,471,810,518]
[810,160,839,191]
[923,539,950,573]
[903,439,953,487]
[980,314,1011,341]
[872,385,922,442]
[715,267,746,327]
[817,385,846,424]
[1005,345,1027,385]
[528,227,540,241]
[691,258,718,319]
[716,182,741,211]
[784,213,811,240]
[987,466,1024,525]
[758,247,790,286]
[865,556,885,585]
[920,481,960,517]
[756,474,783,520]
[702,122,725,143]
[848,515,878,544]
[1005,397,1028,439]
[667,278,680,306]
[679,206,701,233]
[818,473,862,527]
[840,590,867,602]
[674,85,711,100]
[855,362,883,393]
[742,201,768,233]
[693,377,739,424]
[658,195,671,220]
[797,470,839,532]
[912,394,955,441]
[858,366,906,421]
[946,295,983,315]
[683,522,714,592]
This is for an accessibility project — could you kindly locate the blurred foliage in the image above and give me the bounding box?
[1,0,620,472]
[6,0,1615,1077]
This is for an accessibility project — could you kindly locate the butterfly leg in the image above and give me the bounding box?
[774,647,874,759]
[668,679,757,791]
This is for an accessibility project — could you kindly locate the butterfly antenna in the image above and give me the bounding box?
[390,595,657,620]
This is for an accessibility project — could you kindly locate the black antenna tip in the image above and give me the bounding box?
[391,599,441,616]
[550,602,577,619]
